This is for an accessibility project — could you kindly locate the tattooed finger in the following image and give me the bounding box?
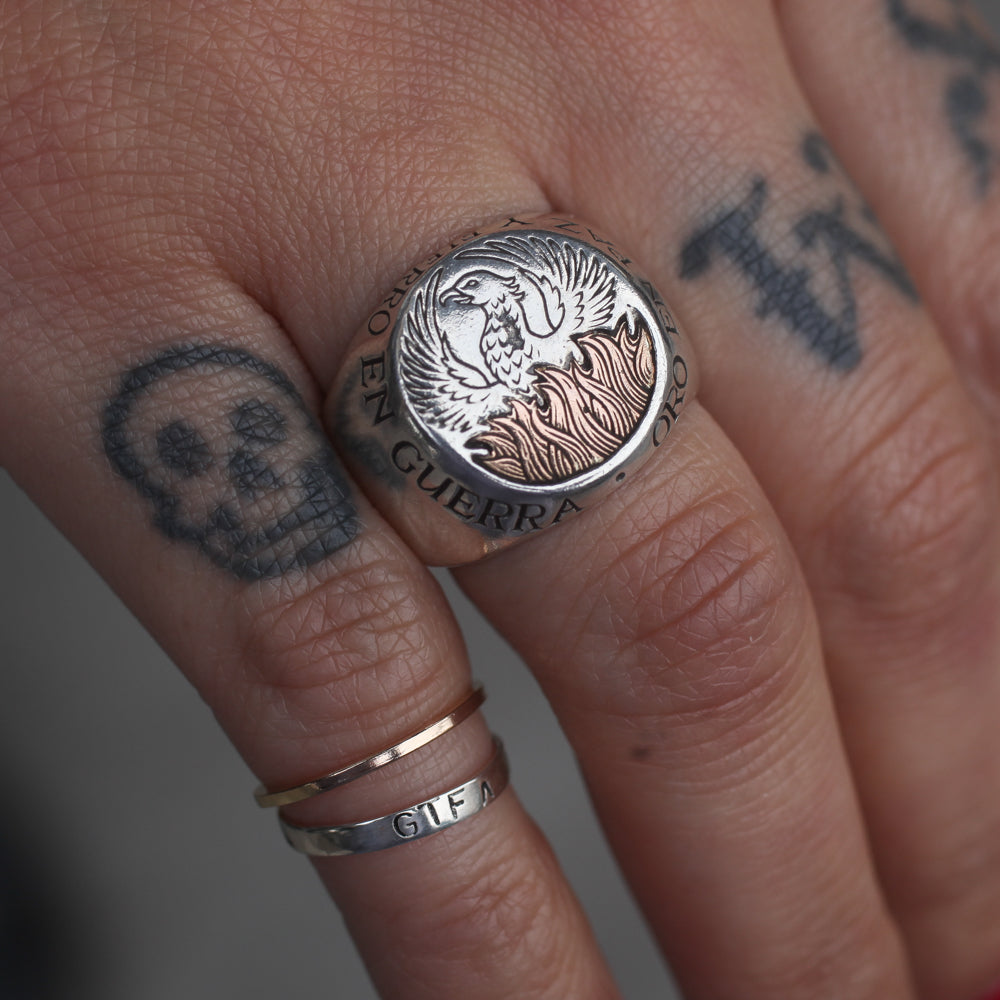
[679,131,917,369]
[887,0,1000,195]
[102,344,359,580]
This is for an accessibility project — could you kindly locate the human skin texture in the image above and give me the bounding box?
[3,2,1000,998]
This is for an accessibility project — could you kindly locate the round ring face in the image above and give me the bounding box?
[330,217,694,565]
[395,230,664,492]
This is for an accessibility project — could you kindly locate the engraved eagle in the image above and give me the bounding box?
[445,235,617,394]
[397,273,508,434]
[398,235,618,434]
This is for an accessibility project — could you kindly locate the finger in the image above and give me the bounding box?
[505,3,1000,998]
[443,2,1000,998]
[460,402,913,1000]
[276,3,932,994]
[0,287,616,1000]
[777,0,1000,434]
[0,5,632,994]
[768,2,1000,995]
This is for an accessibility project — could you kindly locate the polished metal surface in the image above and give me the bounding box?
[255,685,486,807]
[279,739,509,856]
[328,216,696,565]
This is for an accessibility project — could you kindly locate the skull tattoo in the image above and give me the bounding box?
[102,344,359,580]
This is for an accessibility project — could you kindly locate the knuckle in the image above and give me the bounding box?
[821,368,998,624]
[574,477,813,731]
[232,540,455,736]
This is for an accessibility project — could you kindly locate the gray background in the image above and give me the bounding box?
[3,3,999,996]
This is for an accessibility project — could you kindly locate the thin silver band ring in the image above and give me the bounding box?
[279,738,509,856]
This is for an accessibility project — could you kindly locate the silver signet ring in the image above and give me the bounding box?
[326,216,697,565]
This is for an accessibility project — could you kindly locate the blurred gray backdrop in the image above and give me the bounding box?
[3,2,1000,996]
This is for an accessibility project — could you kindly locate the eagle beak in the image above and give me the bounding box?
[439,285,466,306]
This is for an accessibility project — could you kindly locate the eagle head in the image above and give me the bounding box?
[439,270,522,308]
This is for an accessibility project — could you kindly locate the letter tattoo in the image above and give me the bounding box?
[887,0,1000,194]
[102,344,360,580]
[679,133,917,370]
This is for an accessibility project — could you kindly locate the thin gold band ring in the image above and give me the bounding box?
[254,684,486,808]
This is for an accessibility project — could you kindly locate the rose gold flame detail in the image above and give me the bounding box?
[470,315,655,485]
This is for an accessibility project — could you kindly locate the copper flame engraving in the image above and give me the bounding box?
[469,315,655,485]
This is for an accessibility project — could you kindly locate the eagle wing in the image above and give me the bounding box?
[458,234,617,338]
[398,274,501,434]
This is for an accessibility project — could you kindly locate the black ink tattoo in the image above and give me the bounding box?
[156,419,213,477]
[887,0,1000,194]
[102,344,359,580]
[679,133,917,370]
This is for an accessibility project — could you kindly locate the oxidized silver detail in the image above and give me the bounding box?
[279,739,509,857]
[328,216,695,564]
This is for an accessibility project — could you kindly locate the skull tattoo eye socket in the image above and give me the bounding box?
[102,344,359,580]
[156,420,214,477]
[231,399,287,446]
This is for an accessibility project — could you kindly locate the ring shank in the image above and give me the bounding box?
[279,738,509,856]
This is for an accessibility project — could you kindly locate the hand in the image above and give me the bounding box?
[3,2,1000,998]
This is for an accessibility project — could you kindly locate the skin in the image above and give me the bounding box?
[2,1,1000,997]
